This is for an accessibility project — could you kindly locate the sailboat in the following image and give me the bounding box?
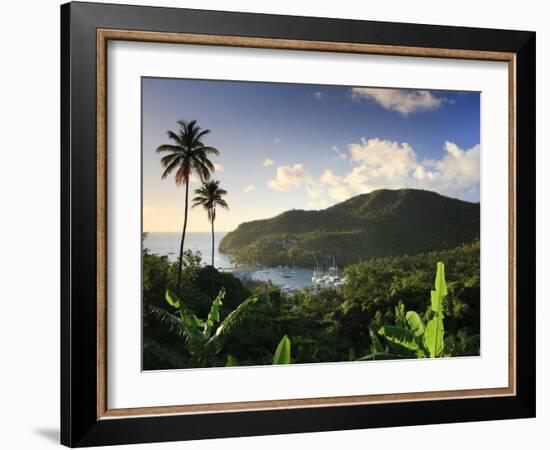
[311,259,324,285]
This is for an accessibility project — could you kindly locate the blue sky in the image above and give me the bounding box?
[142,78,480,232]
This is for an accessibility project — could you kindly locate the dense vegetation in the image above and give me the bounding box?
[143,239,480,370]
[147,118,480,370]
[219,189,479,267]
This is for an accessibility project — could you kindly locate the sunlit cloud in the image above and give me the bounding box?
[244,184,256,193]
[320,169,342,187]
[263,158,274,167]
[351,88,447,116]
[268,164,325,208]
[213,163,225,172]
[319,138,480,202]
[268,164,312,192]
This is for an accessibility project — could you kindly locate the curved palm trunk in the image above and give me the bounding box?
[211,216,215,267]
[177,178,190,290]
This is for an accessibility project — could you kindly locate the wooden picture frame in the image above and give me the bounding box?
[61,1,535,447]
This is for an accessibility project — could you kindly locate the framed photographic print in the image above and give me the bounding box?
[60,1,536,447]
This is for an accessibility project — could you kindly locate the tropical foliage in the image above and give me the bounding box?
[143,241,480,370]
[147,119,480,370]
[377,262,456,358]
[149,288,258,367]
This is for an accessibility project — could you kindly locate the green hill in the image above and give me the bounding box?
[219,189,480,267]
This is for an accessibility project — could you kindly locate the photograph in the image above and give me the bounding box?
[52,1,539,446]
[141,78,481,370]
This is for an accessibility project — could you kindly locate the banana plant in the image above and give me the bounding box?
[226,335,292,367]
[357,326,404,361]
[149,288,258,367]
[378,261,447,358]
[272,335,291,364]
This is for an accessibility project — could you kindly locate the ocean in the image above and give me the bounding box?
[143,232,314,289]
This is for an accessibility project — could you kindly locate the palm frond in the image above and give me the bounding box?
[157,120,220,190]
[199,146,220,156]
[160,153,181,167]
[176,119,192,131]
[193,151,216,168]
[195,129,211,140]
[193,162,213,183]
[216,199,229,209]
[191,198,211,210]
[166,130,182,145]
[156,144,182,154]
[161,158,182,179]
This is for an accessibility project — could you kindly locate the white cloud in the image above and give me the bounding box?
[243,184,256,193]
[319,138,480,202]
[413,165,436,180]
[320,169,342,186]
[433,141,480,191]
[268,164,311,192]
[264,140,479,208]
[263,158,274,167]
[274,138,281,143]
[351,88,445,116]
[349,138,417,182]
[213,163,224,172]
[312,91,323,99]
[267,163,326,208]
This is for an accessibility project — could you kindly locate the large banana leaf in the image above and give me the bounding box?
[395,301,407,328]
[424,262,447,357]
[272,335,291,364]
[148,305,188,338]
[435,261,447,294]
[207,295,258,347]
[405,311,425,337]
[368,326,385,353]
[165,290,180,308]
[148,305,205,352]
[424,316,444,357]
[378,325,419,351]
[203,288,225,337]
[165,290,204,329]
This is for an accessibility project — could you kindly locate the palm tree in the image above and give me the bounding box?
[192,180,229,267]
[156,119,219,289]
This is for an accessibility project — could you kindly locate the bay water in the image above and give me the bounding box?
[143,232,313,289]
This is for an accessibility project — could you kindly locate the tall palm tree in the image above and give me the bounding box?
[156,119,220,289]
[192,180,229,267]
